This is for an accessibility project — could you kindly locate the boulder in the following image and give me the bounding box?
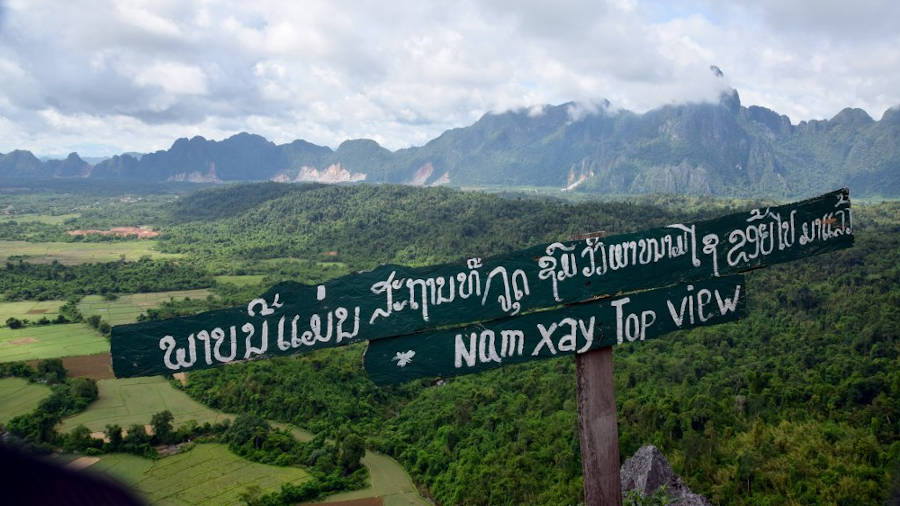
[620,445,711,506]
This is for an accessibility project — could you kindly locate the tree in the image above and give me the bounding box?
[105,424,123,451]
[36,359,67,384]
[224,414,270,449]
[85,314,102,329]
[150,410,175,444]
[70,377,98,403]
[339,433,365,474]
[5,317,23,329]
[123,424,150,448]
[65,424,95,452]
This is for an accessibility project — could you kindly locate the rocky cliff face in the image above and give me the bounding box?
[44,153,91,178]
[0,150,46,178]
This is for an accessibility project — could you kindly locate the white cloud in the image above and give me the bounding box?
[135,62,209,95]
[0,0,897,156]
[115,1,184,39]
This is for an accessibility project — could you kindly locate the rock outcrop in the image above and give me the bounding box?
[620,445,711,506]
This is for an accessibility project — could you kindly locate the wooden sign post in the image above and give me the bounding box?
[572,231,622,506]
[577,346,621,505]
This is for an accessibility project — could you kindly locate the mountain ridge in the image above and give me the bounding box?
[2,91,897,197]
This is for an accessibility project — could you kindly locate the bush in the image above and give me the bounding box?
[0,361,34,379]
[85,314,101,329]
[64,424,100,453]
[36,359,67,384]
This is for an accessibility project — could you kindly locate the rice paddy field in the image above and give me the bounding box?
[78,289,212,326]
[319,451,430,506]
[0,299,65,323]
[213,275,266,287]
[0,240,179,264]
[0,213,80,224]
[0,323,108,362]
[59,376,231,433]
[87,444,312,505]
[0,377,51,424]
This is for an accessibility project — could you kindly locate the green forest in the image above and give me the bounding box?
[0,259,213,300]
[0,181,897,505]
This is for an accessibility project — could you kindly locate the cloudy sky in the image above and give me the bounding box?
[1,0,898,158]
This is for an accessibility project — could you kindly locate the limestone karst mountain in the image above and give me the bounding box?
[3,92,898,198]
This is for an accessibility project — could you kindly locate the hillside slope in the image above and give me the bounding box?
[172,188,898,505]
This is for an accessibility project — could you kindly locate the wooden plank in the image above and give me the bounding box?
[363,275,746,384]
[577,347,621,506]
[112,188,850,377]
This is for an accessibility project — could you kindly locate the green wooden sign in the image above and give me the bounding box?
[111,189,851,378]
[364,275,747,384]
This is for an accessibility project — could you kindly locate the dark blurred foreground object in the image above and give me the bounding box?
[0,444,144,506]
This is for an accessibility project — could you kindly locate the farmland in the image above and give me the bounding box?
[28,353,113,379]
[59,376,231,433]
[0,299,64,322]
[0,377,51,424]
[78,289,212,325]
[213,275,266,287]
[56,374,428,505]
[0,213,81,224]
[0,323,107,362]
[0,240,179,264]
[87,444,312,505]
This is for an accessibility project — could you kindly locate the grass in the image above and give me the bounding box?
[0,299,65,323]
[88,444,311,505]
[0,240,180,265]
[0,213,80,224]
[317,451,429,506]
[78,289,212,326]
[0,323,107,362]
[86,452,153,483]
[214,275,266,287]
[59,376,231,433]
[256,258,349,273]
[0,377,51,424]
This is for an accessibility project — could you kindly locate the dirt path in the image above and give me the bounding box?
[67,456,100,470]
[308,498,383,506]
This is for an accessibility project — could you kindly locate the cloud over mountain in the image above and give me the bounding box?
[0,1,897,157]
